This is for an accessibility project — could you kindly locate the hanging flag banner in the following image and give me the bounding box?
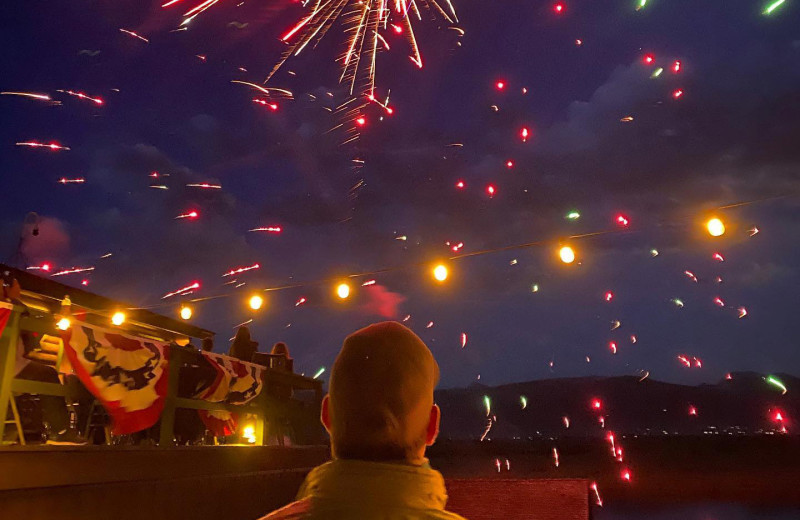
[61,322,168,435]
[0,301,13,338]
[196,352,264,436]
[0,302,28,377]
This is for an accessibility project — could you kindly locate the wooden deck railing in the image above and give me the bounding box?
[0,303,324,446]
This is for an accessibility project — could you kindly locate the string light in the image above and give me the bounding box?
[336,283,351,299]
[111,312,126,326]
[559,246,576,264]
[180,305,193,320]
[110,196,785,317]
[706,217,726,237]
[248,295,264,310]
[242,424,256,444]
[433,264,449,282]
[56,317,71,330]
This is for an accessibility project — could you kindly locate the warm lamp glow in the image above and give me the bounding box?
[180,305,193,320]
[56,317,71,331]
[242,424,256,444]
[111,312,126,326]
[706,217,725,237]
[433,264,449,282]
[248,295,264,310]
[336,283,351,299]
[559,246,576,264]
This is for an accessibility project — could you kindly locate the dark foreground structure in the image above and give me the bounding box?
[0,445,590,520]
[0,445,328,519]
[446,479,589,520]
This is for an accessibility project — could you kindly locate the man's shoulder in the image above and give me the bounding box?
[429,510,469,520]
[257,498,312,520]
[257,500,468,520]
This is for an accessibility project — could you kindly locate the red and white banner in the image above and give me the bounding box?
[61,322,169,435]
[196,352,264,436]
[0,301,13,338]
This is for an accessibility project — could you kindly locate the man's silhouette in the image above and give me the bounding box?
[260,321,466,519]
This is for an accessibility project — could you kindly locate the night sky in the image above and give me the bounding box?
[1,1,798,388]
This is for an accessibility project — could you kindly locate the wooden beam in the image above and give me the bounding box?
[1,263,214,341]
[10,379,68,397]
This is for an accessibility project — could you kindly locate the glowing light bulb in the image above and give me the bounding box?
[180,305,193,320]
[336,283,351,299]
[559,246,575,264]
[706,217,725,237]
[56,317,71,331]
[111,312,126,326]
[248,295,264,310]
[242,425,256,444]
[433,264,448,282]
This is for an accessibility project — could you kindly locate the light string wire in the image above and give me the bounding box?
[128,192,797,314]
[16,193,795,328]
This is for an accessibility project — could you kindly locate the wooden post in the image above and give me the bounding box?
[158,343,182,447]
[254,374,270,446]
[0,307,22,442]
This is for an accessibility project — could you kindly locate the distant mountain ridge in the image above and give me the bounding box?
[435,372,799,439]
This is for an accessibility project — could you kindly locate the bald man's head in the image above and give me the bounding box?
[325,322,440,462]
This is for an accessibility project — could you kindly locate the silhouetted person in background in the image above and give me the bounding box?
[270,342,290,364]
[228,326,258,362]
[266,342,293,402]
[259,321,466,520]
[201,337,214,352]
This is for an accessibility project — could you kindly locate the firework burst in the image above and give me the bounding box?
[166,0,457,101]
[273,0,457,98]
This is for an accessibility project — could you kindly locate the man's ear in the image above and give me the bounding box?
[320,394,332,433]
[425,404,441,446]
